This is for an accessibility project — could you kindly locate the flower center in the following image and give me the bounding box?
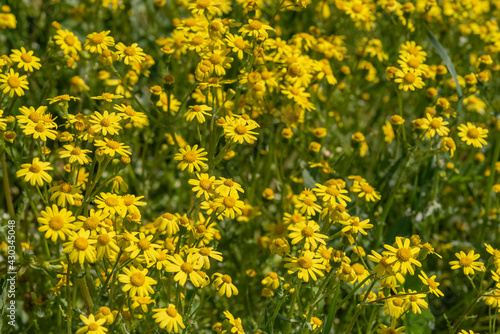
[124,46,136,56]
[166,306,178,317]
[352,263,364,275]
[235,125,247,135]
[105,197,119,207]
[197,0,210,8]
[404,72,416,84]
[234,39,246,49]
[297,256,312,269]
[29,113,41,122]
[408,46,419,55]
[88,323,99,331]
[361,184,374,193]
[321,249,331,259]
[98,234,111,245]
[183,151,197,163]
[430,119,441,129]
[192,36,204,45]
[291,214,303,224]
[49,216,65,230]
[91,33,104,44]
[396,248,411,261]
[181,262,194,273]
[409,295,418,302]
[290,87,301,95]
[96,307,110,317]
[427,279,438,289]
[106,140,120,149]
[35,123,46,133]
[392,297,404,307]
[249,20,263,30]
[60,183,72,193]
[209,53,221,65]
[325,187,340,196]
[64,35,75,46]
[124,107,136,116]
[100,118,111,127]
[269,272,278,279]
[71,147,82,155]
[130,272,146,286]
[199,247,211,256]
[459,256,473,267]
[468,128,479,138]
[122,195,134,206]
[352,3,363,13]
[138,238,151,250]
[196,225,206,234]
[223,196,236,208]
[408,58,420,68]
[74,237,89,250]
[29,163,42,173]
[200,179,212,190]
[222,274,232,283]
[21,53,32,63]
[301,226,314,237]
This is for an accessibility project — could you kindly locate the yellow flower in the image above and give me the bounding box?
[174,145,208,173]
[22,121,57,141]
[284,250,325,282]
[152,305,185,333]
[62,229,97,266]
[457,122,488,148]
[188,0,222,17]
[46,94,80,104]
[130,296,155,313]
[184,104,212,123]
[90,110,122,136]
[76,314,107,334]
[449,250,484,275]
[213,177,244,198]
[49,181,83,207]
[124,232,160,266]
[383,237,421,275]
[16,157,53,186]
[95,231,120,260]
[84,31,115,54]
[95,192,128,217]
[239,19,274,39]
[94,138,131,157]
[59,144,92,165]
[213,195,245,219]
[223,311,245,334]
[190,246,223,269]
[212,273,238,297]
[115,43,146,65]
[0,69,29,97]
[54,29,82,55]
[313,183,351,206]
[10,47,41,72]
[37,204,76,242]
[188,173,215,199]
[340,216,373,237]
[287,220,327,250]
[420,114,450,138]
[440,137,456,157]
[376,321,406,334]
[394,68,424,91]
[403,289,428,314]
[164,253,205,287]
[418,272,444,297]
[351,182,381,202]
[118,265,157,297]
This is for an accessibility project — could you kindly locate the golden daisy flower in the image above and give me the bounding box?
[188,173,216,199]
[449,250,484,275]
[403,289,428,314]
[118,265,157,297]
[284,250,325,282]
[212,273,238,297]
[394,68,424,91]
[383,237,421,275]
[62,229,97,266]
[94,192,128,218]
[223,311,245,334]
[418,272,444,297]
[75,209,109,236]
[313,183,351,206]
[152,305,185,333]
[124,232,160,266]
[165,253,205,287]
[59,144,92,165]
[84,30,115,54]
[89,110,122,136]
[115,43,146,65]
[95,231,120,260]
[48,181,83,207]
[0,68,29,97]
[184,104,212,123]
[457,122,488,148]
[54,29,82,55]
[10,47,41,72]
[174,144,208,173]
[420,113,450,138]
[75,314,107,334]
[16,157,53,186]
[288,220,327,250]
[131,296,155,313]
[239,19,274,39]
[94,138,131,157]
[37,204,76,242]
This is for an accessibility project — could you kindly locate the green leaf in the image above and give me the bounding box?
[302,167,317,189]
[404,308,436,334]
[425,24,464,115]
